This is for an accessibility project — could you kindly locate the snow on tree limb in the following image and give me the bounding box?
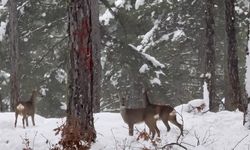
[128,44,165,68]
[135,0,145,10]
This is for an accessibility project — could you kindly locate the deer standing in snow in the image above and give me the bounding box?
[120,97,160,138]
[120,91,183,137]
[14,90,38,128]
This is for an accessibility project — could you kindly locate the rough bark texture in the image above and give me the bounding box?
[224,0,242,111]
[0,93,3,112]
[91,0,101,113]
[243,15,250,127]
[67,0,99,142]
[205,0,218,112]
[8,0,20,111]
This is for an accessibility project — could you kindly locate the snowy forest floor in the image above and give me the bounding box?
[0,105,250,150]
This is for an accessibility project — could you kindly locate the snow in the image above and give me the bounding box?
[235,6,244,14]
[129,44,165,68]
[41,13,46,17]
[55,69,67,84]
[135,0,145,9]
[0,70,10,80]
[114,0,132,10]
[139,64,149,73]
[0,21,6,41]
[99,9,114,25]
[114,0,126,8]
[1,0,8,6]
[171,29,185,41]
[156,30,185,44]
[183,82,210,113]
[205,72,211,79]
[188,99,205,108]
[1,106,250,149]
[203,81,209,111]
[150,78,161,86]
[138,20,160,52]
[23,37,28,42]
[155,70,165,78]
[142,52,165,68]
[60,102,67,110]
[186,99,206,112]
[39,88,48,96]
[110,76,118,86]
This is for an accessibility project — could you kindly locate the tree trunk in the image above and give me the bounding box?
[91,0,101,113]
[243,12,250,127]
[66,0,99,144]
[0,93,3,112]
[8,0,20,111]
[224,0,242,111]
[205,0,217,112]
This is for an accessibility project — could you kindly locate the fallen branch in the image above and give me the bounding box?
[232,134,249,150]
[161,142,187,150]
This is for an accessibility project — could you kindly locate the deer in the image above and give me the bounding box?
[120,97,160,138]
[14,90,38,128]
[144,91,183,136]
[152,104,183,136]
[120,91,183,137]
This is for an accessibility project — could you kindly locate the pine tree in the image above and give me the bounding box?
[8,0,20,111]
[65,0,100,146]
[224,0,243,111]
[204,0,218,111]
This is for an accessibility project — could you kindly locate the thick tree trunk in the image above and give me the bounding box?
[205,0,217,112]
[224,0,242,111]
[91,0,101,113]
[67,0,99,143]
[8,0,20,111]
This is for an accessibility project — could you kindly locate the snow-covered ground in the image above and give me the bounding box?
[0,106,250,150]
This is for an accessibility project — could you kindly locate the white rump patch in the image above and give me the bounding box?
[16,104,25,111]
[154,114,160,119]
[169,109,176,116]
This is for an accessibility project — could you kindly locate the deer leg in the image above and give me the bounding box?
[22,116,25,128]
[14,112,18,127]
[26,117,29,127]
[31,114,35,126]
[162,119,171,132]
[128,123,134,136]
[145,120,155,138]
[155,123,160,137]
[160,111,171,132]
[169,115,183,136]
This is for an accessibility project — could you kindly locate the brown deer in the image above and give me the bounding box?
[153,104,183,135]
[120,97,160,138]
[120,91,183,137]
[144,91,183,136]
[14,90,38,128]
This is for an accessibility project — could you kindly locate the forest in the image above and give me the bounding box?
[0,0,250,149]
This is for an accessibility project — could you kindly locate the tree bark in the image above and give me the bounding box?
[243,12,250,127]
[205,0,217,112]
[67,0,99,143]
[8,0,20,111]
[91,0,101,113]
[0,93,3,112]
[224,0,242,111]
